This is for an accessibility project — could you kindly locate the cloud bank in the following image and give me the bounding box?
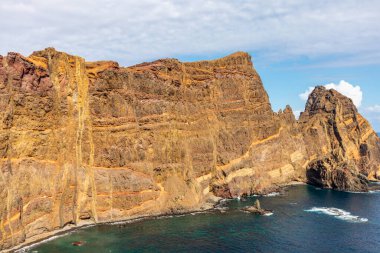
[0,0,380,66]
[299,80,363,107]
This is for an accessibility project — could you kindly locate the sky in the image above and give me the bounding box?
[0,0,379,130]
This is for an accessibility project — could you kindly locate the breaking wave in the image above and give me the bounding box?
[305,207,368,223]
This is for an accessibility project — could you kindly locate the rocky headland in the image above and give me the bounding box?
[0,48,379,251]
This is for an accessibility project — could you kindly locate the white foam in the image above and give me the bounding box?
[16,233,72,253]
[215,206,229,213]
[345,190,380,194]
[263,212,274,216]
[110,217,146,225]
[219,198,233,204]
[305,207,368,223]
[188,210,212,216]
[264,192,280,197]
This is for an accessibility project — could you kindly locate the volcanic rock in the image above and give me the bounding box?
[0,49,379,251]
[299,86,380,191]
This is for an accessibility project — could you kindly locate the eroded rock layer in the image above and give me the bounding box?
[0,48,379,251]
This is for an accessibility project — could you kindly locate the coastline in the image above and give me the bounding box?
[11,180,379,252]
[8,183,304,252]
[15,183,380,253]
[9,206,217,253]
[1,181,320,253]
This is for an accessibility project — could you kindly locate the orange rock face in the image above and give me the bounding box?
[300,87,380,191]
[0,48,379,251]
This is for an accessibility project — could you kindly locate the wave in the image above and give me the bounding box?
[16,232,74,253]
[110,210,211,224]
[215,206,229,213]
[264,192,281,197]
[345,190,380,194]
[305,207,368,223]
[110,217,146,225]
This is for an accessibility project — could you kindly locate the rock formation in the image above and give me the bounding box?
[0,48,379,251]
[299,87,380,191]
[242,199,272,215]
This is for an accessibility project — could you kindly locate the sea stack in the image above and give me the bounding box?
[242,200,272,216]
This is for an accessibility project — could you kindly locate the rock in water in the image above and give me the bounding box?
[243,200,272,216]
[254,199,261,210]
[72,241,84,247]
[0,49,379,251]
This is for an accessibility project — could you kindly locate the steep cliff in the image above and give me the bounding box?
[0,49,379,251]
[299,87,380,191]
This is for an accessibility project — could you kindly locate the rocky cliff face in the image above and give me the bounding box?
[299,87,380,191]
[0,48,379,251]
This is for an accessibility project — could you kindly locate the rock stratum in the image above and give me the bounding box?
[0,48,379,251]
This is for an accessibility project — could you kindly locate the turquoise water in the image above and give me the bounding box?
[27,185,380,253]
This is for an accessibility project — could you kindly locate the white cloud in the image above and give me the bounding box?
[293,110,302,120]
[324,81,363,107]
[299,80,363,107]
[299,87,315,101]
[0,1,379,66]
[365,105,380,113]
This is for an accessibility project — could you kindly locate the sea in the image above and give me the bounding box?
[23,184,380,253]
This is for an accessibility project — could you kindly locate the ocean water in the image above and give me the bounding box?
[26,185,380,253]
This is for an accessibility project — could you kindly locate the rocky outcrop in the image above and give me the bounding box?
[0,48,379,251]
[306,157,369,192]
[242,199,272,215]
[299,86,380,191]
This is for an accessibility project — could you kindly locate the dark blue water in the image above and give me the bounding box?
[27,185,380,253]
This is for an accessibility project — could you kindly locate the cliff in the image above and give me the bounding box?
[0,48,379,251]
[299,87,380,191]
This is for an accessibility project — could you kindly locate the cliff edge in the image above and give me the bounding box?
[0,49,379,251]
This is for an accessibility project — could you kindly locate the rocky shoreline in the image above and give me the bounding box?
[1,49,380,251]
[10,204,219,253]
[11,182,303,253]
[8,180,379,253]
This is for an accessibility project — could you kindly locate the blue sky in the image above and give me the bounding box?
[257,61,380,129]
[1,0,379,130]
